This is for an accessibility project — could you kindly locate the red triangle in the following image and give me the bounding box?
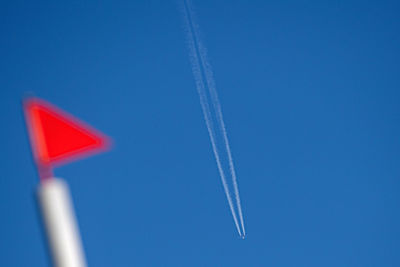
[24,98,109,167]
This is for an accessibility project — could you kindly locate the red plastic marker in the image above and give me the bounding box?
[24,97,110,267]
[24,98,109,180]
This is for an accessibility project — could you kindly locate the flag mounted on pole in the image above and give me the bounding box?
[23,97,111,267]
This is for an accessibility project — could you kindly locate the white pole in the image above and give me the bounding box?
[37,178,87,267]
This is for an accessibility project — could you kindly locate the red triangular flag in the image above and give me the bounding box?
[24,98,109,168]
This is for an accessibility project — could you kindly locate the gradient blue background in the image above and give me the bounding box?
[1,0,399,266]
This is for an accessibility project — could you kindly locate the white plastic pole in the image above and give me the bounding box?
[37,178,87,267]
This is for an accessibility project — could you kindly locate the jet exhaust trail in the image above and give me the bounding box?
[181,0,246,237]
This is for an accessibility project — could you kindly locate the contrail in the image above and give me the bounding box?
[181,0,246,237]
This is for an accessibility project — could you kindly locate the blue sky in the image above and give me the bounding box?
[1,0,400,266]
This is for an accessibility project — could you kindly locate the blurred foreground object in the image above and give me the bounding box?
[24,98,110,180]
[23,97,111,267]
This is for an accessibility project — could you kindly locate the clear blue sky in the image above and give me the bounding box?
[1,0,400,266]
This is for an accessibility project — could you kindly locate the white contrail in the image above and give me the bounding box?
[181,0,246,237]
[181,0,242,236]
[198,44,246,237]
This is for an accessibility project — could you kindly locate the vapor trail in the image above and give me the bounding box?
[181,0,246,237]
